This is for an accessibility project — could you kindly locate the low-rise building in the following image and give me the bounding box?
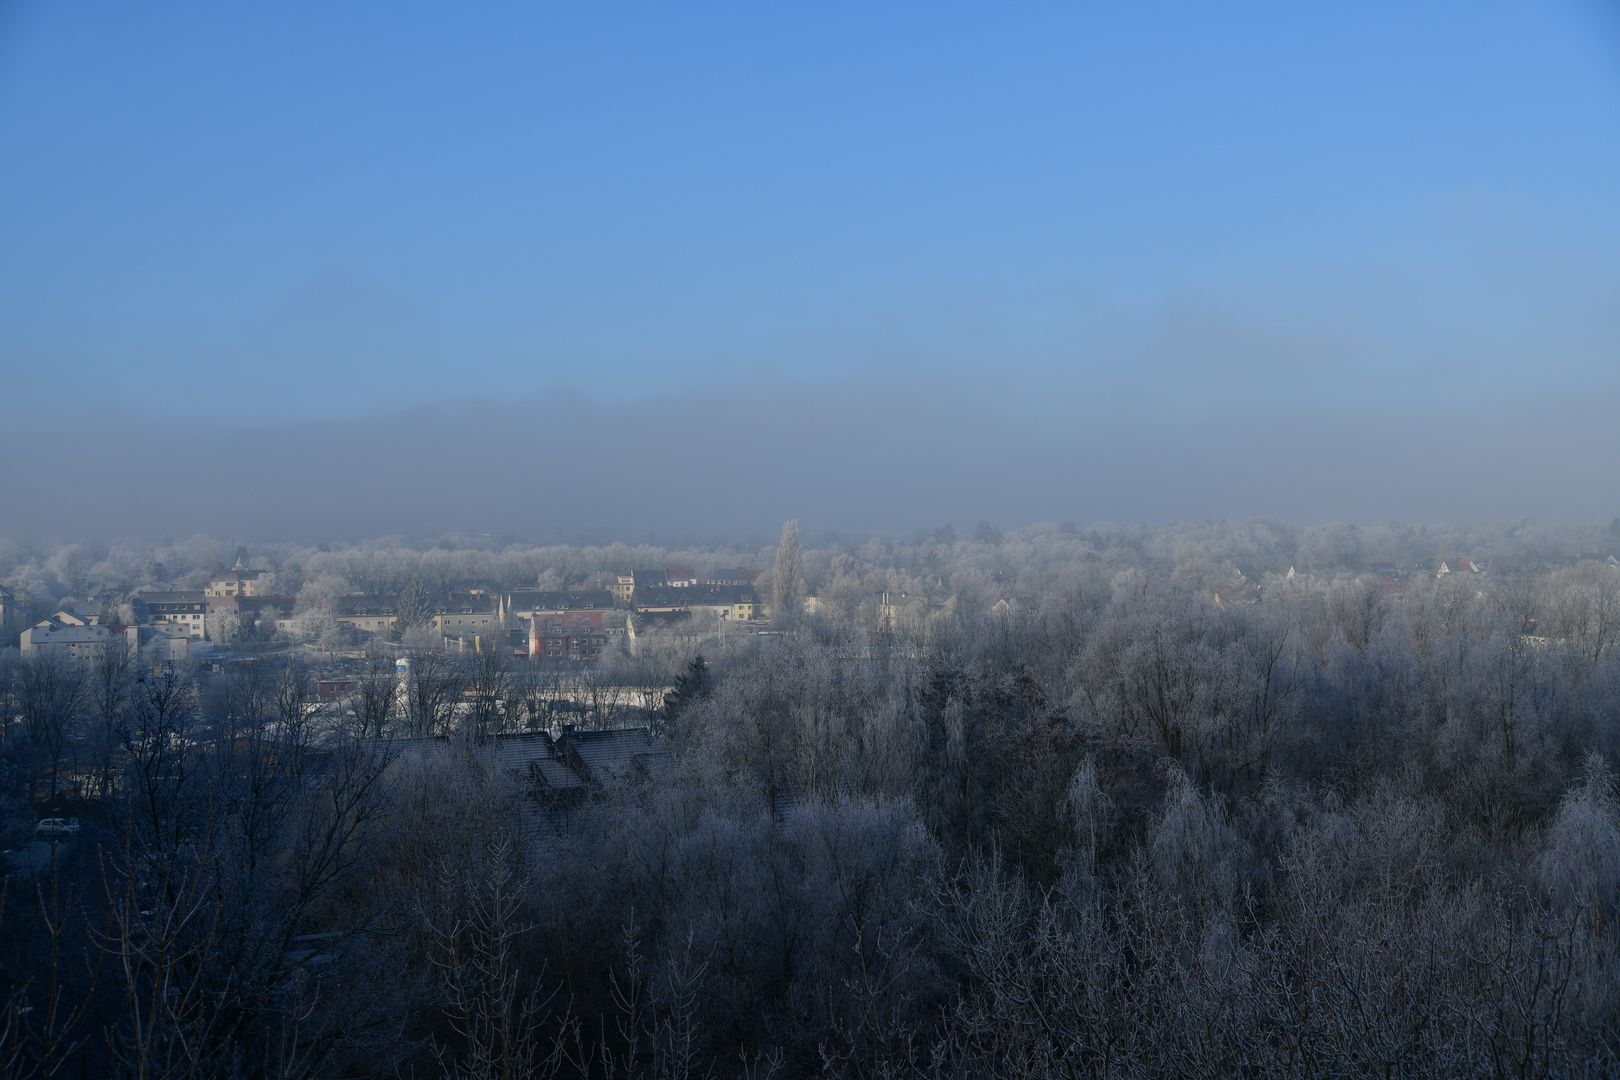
[529,611,609,661]
[707,568,762,587]
[21,620,188,664]
[20,619,115,660]
[633,584,759,621]
[429,591,498,640]
[330,595,399,637]
[610,574,637,605]
[558,726,669,784]
[989,595,1037,618]
[633,569,671,592]
[625,610,692,653]
[204,558,265,597]
[51,597,109,625]
[388,732,591,818]
[875,590,953,630]
[326,592,499,641]
[500,590,616,633]
[127,625,191,664]
[136,590,208,638]
[727,589,759,621]
[317,675,358,702]
[1210,584,1261,607]
[203,594,297,639]
[632,586,689,615]
[389,729,662,813]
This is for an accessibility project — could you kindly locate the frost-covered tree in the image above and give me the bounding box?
[772,519,801,623]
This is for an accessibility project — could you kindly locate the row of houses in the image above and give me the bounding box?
[5,559,769,660]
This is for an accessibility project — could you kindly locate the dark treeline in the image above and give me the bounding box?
[4,520,1620,1077]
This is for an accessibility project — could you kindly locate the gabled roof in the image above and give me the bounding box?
[388,732,591,792]
[531,755,589,791]
[1212,584,1262,606]
[236,596,295,615]
[631,610,692,631]
[535,610,604,631]
[430,591,495,614]
[474,731,589,789]
[27,619,114,643]
[634,584,756,610]
[331,595,399,616]
[506,590,614,612]
[559,728,667,784]
[633,586,689,609]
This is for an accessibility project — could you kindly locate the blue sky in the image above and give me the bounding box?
[2,2,1619,535]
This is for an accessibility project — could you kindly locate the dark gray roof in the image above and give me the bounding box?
[631,610,692,631]
[506,590,614,612]
[475,731,587,789]
[531,756,588,791]
[634,584,756,610]
[387,733,590,792]
[560,728,668,783]
[332,595,399,616]
[236,596,294,616]
[431,591,496,614]
[26,620,115,644]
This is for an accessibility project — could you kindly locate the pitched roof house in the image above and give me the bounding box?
[557,727,668,785]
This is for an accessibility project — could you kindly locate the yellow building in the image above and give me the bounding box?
[205,558,264,597]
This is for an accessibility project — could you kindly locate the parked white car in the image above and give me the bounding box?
[35,817,80,837]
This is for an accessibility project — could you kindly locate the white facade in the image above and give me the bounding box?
[21,619,189,664]
[20,620,115,661]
